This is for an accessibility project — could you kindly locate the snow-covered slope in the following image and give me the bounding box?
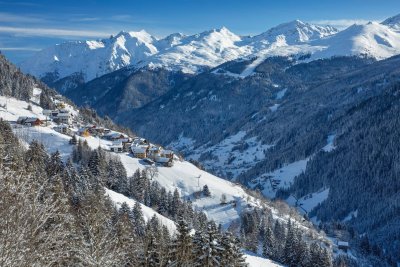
[311,22,400,60]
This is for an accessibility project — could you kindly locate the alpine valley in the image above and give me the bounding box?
[2,10,400,267]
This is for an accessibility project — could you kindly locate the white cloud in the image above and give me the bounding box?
[0,12,45,23]
[0,47,41,51]
[309,19,379,29]
[0,26,112,38]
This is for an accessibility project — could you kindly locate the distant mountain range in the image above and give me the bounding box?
[20,13,400,87]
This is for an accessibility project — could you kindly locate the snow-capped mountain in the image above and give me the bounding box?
[20,15,400,86]
[382,13,400,31]
[18,20,337,83]
[311,21,400,60]
[246,20,338,46]
[21,30,159,82]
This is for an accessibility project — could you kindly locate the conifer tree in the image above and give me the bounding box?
[132,201,146,236]
[262,225,275,259]
[170,217,193,266]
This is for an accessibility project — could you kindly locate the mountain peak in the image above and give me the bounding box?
[382,13,400,31]
[253,19,337,45]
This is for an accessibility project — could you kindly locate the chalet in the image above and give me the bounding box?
[155,156,173,167]
[131,145,148,159]
[104,132,129,142]
[160,149,174,159]
[55,112,72,125]
[87,125,104,136]
[17,116,28,124]
[148,146,162,159]
[53,124,72,135]
[337,241,349,252]
[109,141,123,153]
[133,137,148,145]
[42,108,73,125]
[17,116,43,127]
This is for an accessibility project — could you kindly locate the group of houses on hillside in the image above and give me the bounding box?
[131,138,174,167]
[77,124,174,167]
[16,97,75,136]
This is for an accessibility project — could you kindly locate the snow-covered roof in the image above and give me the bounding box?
[132,146,147,153]
[24,117,41,123]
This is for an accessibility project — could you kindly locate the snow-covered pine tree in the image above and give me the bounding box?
[46,150,64,178]
[24,140,48,174]
[141,215,163,267]
[114,202,139,266]
[170,188,181,218]
[88,149,101,177]
[158,187,169,215]
[220,232,248,267]
[129,168,148,203]
[273,220,286,261]
[283,220,298,267]
[169,217,193,266]
[262,225,275,259]
[132,201,146,237]
[196,222,223,266]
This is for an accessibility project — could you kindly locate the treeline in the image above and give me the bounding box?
[0,120,247,266]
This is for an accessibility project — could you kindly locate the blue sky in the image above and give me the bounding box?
[1,0,399,63]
